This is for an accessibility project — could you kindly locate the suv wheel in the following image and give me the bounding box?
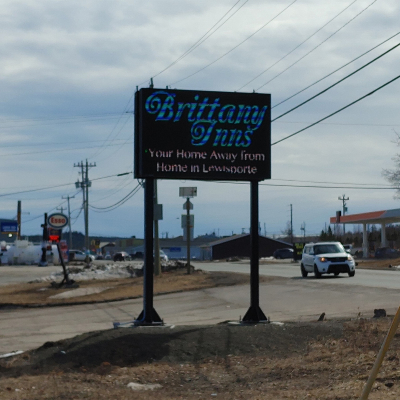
[314,264,322,279]
[348,271,355,277]
[301,264,308,278]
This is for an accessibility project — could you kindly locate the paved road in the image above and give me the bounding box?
[194,260,400,290]
[1,261,400,355]
[0,265,61,286]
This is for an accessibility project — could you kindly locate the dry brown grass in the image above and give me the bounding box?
[356,257,400,270]
[1,263,400,399]
[0,269,269,307]
[0,318,399,399]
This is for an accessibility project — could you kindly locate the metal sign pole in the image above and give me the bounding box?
[242,181,268,323]
[135,178,162,325]
[186,197,191,274]
[39,213,48,267]
[57,238,77,288]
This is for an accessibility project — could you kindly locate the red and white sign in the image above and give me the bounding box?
[47,213,69,229]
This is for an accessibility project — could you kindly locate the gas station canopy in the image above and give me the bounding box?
[330,208,400,257]
[330,208,400,226]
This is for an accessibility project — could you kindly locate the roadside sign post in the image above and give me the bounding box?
[131,87,271,326]
[242,181,268,322]
[134,178,162,325]
[39,213,48,267]
[186,198,191,274]
[180,187,196,275]
[47,213,76,287]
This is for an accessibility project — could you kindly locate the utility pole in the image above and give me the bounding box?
[16,201,29,240]
[300,222,306,241]
[338,194,349,235]
[75,160,96,250]
[17,201,21,240]
[290,204,293,244]
[62,195,75,249]
[56,206,65,242]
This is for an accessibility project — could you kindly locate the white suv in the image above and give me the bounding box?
[301,242,355,278]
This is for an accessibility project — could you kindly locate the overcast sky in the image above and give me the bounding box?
[1,0,399,241]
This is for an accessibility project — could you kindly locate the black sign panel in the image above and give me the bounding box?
[293,242,305,261]
[135,88,271,181]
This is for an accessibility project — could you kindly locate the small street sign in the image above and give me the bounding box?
[183,201,193,210]
[179,187,197,198]
[181,214,194,229]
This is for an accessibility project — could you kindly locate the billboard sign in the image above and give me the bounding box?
[293,242,305,261]
[135,88,271,181]
[0,221,18,233]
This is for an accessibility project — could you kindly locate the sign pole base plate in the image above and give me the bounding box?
[241,305,269,323]
[134,308,163,326]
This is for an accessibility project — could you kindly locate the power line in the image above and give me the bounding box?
[237,0,360,91]
[274,121,400,127]
[0,171,132,198]
[90,183,141,210]
[215,181,394,190]
[72,2,254,164]
[272,31,400,109]
[90,175,134,203]
[99,123,134,162]
[272,73,400,145]
[271,178,390,186]
[22,199,68,224]
[0,113,130,130]
[272,41,400,122]
[257,0,379,91]
[88,112,134,160]
[147,0,247,82]
[0,138,130,149]
[261,183,394,189]
[89,184,142,212]
[0,141,133,158]
[169,0,299,86]
[71,206,84,225]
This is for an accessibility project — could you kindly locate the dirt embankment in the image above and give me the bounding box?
[0,318,399,399]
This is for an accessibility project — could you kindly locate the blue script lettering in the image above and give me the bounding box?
[144,91,269,147]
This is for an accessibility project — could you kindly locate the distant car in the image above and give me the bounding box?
[69,250,95,262]
[301,242,355,278]
[343,244,352,253]
[375,247,400,259]
[104,253,112,260]
[95,254,104,260]
[113,252,131,261]
[273,248,294,259]
[130,250,169,262]
[159,250,169,262]
[130,251,144,259]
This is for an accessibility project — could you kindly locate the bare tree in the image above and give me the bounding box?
[383,132,400,198]
[281,221,293,242]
